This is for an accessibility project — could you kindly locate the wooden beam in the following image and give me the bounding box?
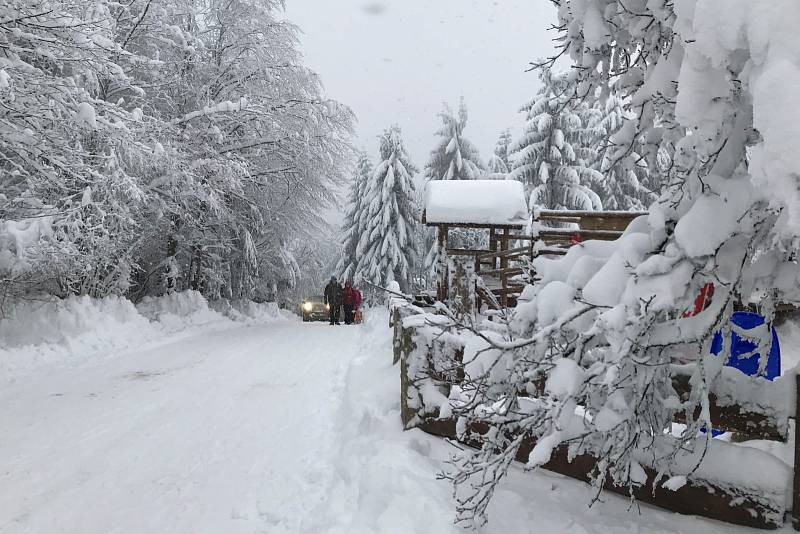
[425,222,525,230]
[500,228,509,308]
[490,285,525,295]
[437,227,448,302]
[445,248,490,256]
[537,228,623,240]
[503,234,536,241]
[536,209,647,219]
[478,246,532,260]
[480,267,525,278]
[535,249,569,257]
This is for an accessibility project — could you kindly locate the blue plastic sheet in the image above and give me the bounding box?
[710,311,781,380]
[701,312,780,437]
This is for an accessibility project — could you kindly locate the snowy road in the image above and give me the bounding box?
[0,320,358,534]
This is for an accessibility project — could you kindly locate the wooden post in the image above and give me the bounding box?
[793,373,800,530]
[436,226,449,302]
[474,252,481,313]
[500,228,509,308]
[489,228,497,270]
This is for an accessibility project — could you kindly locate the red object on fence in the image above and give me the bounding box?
[569,233,582,245]
[683,282,715,317]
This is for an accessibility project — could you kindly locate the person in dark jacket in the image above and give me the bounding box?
[324,276,343,325]
[342,281,357,324]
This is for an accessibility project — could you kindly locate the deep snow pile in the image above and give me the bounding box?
[0,291,291,381]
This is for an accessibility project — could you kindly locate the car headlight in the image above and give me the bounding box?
[303,302,313,312]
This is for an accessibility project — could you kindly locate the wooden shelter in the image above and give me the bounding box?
[423,180,528,309]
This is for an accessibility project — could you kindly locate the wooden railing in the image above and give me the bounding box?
[393,307,798,530]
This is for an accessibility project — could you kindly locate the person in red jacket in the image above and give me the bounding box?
[342,281,357,325]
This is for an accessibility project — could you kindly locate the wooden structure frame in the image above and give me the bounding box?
[422,217,526,308]
[422,179,530,309]
[424,208,648,311]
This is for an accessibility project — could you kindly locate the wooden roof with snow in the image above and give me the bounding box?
[422,180,529,228]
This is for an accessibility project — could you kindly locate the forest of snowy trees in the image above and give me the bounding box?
[1,0,673,305]
[0,0,353,305]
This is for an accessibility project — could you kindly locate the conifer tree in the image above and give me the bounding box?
[487,129,513,175]
[424,98,485,181]
[336,151,373,281]
[509,67,603,210]
[586,95,658,210]
[354,126,419,293]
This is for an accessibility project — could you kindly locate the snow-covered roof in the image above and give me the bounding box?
[424,180,529,226]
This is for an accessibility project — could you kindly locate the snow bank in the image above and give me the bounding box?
[0,291,291,381]
[0,295,152,366]
[136,291,224,329]
[424,179,529,226]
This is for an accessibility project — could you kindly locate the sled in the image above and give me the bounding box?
[353,309,363,324]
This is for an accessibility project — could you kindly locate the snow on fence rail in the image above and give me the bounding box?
[390,303,799,530]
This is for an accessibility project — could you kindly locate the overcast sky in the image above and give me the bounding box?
[282,1,557,171]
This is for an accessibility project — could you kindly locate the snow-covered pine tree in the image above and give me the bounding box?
[585,94,658,210]
[487,129,513,176]
[336,152,373,281]
[509,67,603,211]
[355,126,419,293]
[424,98,486,182]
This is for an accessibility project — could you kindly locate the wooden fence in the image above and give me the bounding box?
[471,210,646,310]
[392,304,798,530]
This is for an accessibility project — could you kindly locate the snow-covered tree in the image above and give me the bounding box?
[585,95,659,210]
[336,152,373,281]
[424,99,485,182]
[0,0,354,304]
[509,67,603,210]
[355,126,419,293]
[487,129,513,175]
[440,0,800,526]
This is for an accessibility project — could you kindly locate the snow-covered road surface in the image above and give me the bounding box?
[0,320,357,534]
[0,312,785,534]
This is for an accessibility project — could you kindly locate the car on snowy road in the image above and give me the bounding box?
[301,296,329,322]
